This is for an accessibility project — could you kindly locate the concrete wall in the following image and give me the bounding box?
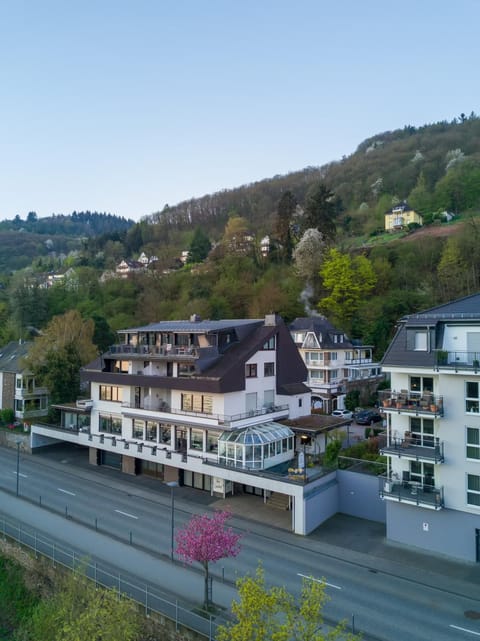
[304,473,339,534]
[337,470,386,523]
[386,501,480,562]
[0,431,31,453]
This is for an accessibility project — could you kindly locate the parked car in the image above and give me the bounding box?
[331,409,353,419]
[355,409,383,425]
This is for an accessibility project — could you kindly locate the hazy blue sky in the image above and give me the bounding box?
[1,0,478,221]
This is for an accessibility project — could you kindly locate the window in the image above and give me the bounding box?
[410,461,434,484]
[410,377,433,394]
[331,352,338,361]
[330,369,339,381]
[181,394,213,414]
[99,385,122,402]
[190,428,203,450]
[206,431,218,453]
[466,382,480,414]
[178,363,196,377]
[467,427,480,460]
[132,419,144,439]
[245,363,257,378]
[99,415,122,434]
[262,336,275,350]
[146,421,157,441]
[264,390,274,408]
[159,423,171,444]
[309,370,324,381]
[264,362,275,377]
[306,351,323,364]
[414,331,428,351]
[467,474,480,506]
[410,417,434,447]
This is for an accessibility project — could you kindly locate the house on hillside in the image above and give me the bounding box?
[0,341,49,422]
[289,317,383,414]
[385,201,423,231]
[379,293,480,562]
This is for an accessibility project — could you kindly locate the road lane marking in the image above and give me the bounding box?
[12,471,28,478]
[57,488,76,496]
[450,625,480,636]
[115,509,138,520]
[297,572,342,590]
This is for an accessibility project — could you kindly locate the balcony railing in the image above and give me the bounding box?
[379,475,444,509]
[108,344,198,358]
[380,435,444,463]
[120,402,289,427]
[435,350,480,370]
[378,390,444,416]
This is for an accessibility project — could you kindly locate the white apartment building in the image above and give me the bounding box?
[379,294,480,562]
[31,314,350,535]
[289,317,383,413]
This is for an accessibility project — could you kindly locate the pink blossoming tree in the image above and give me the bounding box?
[175,510,242,609]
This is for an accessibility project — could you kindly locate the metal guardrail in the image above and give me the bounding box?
[0,513,221,640]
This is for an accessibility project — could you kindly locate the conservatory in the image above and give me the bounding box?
[218,422,294,470]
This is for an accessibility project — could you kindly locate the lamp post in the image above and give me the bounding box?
[165,480,178,561]
[300,434,309,481]
[15,438,22,496]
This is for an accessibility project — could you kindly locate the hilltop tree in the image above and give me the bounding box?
[275,190,296,262]
[302,182,339,242]
[216,564,360,641]
[175,511,242,610]
[187,227,211,263]
[293,229,327,283]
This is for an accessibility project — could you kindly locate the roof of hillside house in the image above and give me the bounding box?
[289,316,357,349]
[381,293,480,368]
[0,341,30,373]
[386,200,414,214]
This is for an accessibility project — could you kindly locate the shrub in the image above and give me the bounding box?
[0,408,15,425]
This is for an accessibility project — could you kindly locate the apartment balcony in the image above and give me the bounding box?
[15,386,49,398]
[435,350,480,372]
[121,401,289,429]
[380,435,444,463]
[378,390,444,417]
[379,474,444,510]
[108,344,198,359]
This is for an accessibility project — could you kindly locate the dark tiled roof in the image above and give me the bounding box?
[0,341,30,373]
[118,319,263,334]
[289,316,355,349]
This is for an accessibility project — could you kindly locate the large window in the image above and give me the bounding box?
[466,382,480,414]
[181,394,213,414]
[99,415,122,434]
[190,428,203,450]
[467,474,480,506]
[467,427,480,460]
[132,419,144,439]
[146,421,157,441]
[410,461,434,484]
[159,423,171,445]
[410,377,433,394]
[206,431,219,453]
[99,385,122,402]
[410,417,434,447]
[306,352,323,364]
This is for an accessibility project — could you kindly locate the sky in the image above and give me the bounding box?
[1,0,479,222]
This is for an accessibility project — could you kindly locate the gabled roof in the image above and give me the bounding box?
[289,316,355,349]
[0,341,31,374]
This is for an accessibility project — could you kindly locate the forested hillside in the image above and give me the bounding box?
[1,114,480,362]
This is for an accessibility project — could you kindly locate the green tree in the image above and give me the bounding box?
[18,566,140,641]
[318,249,377,335]
[187,227,211,263]
[275,190,296,262]
[437,237,469,300]
[24,310,97,404]
[217,564,359,641]
[302,182,339,242]
[408,172,433,214]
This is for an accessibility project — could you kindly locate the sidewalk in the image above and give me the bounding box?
[30,444,480,598]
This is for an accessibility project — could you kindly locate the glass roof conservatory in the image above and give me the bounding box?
[218,422,294,470]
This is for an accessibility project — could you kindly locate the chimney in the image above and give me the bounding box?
[264,313,278,326]
[190,314,202,322]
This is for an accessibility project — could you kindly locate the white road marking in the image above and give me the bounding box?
[450,624,480,636]
[297,572,342,590]
[57,488,76,496]
[12,471,28,478]
[115,509,138,520]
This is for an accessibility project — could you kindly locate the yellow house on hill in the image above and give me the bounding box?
[385,201,423,231]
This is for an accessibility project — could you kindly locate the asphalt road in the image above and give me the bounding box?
[0,445,479,641]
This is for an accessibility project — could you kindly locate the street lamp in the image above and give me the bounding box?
[300,434,309,481]
[165,480,178,561]
[15,438,22,497]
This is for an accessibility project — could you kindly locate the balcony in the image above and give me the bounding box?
[380,435,444,463]
[378,390,443,417]
[435,350,480,372]
[108,344,198,359]
[379,475,444,510]
[120,401,289,429]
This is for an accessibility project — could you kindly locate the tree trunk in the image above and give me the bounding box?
[203,561,209,610]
